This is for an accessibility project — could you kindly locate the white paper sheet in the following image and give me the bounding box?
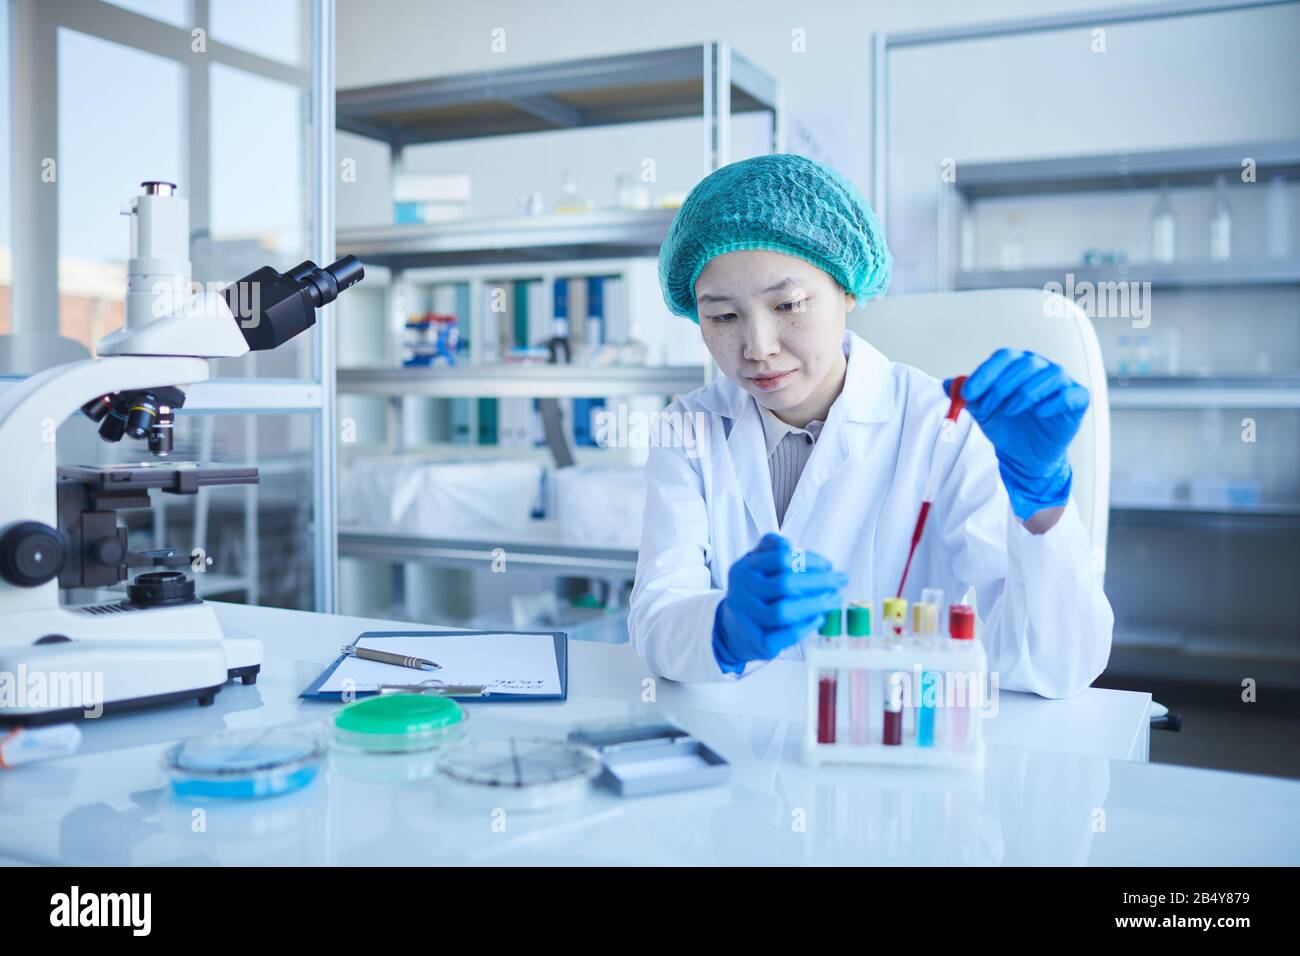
[318,632,561,696]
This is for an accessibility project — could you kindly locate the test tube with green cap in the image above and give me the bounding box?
[816,608,841,744]
[847,602,872,744]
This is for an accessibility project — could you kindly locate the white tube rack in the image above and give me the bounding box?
[801,637,988,771]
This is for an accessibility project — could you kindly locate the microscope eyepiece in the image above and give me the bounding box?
[224,255,365,352]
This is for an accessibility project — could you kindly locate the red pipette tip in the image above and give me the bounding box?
[945,375,968,421]
[896,375,970,598]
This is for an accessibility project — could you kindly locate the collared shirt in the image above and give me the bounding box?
[756,399,824,525]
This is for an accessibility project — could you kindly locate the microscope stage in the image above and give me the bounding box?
[59,462,259,493]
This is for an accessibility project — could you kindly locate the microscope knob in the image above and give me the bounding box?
[0,521,68,588]
[91,535,125,566]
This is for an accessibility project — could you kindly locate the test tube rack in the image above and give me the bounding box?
[800,636,988,772]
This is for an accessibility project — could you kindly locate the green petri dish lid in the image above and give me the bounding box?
[334,693,464,736]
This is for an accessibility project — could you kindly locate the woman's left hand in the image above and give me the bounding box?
[944,349,1089,524]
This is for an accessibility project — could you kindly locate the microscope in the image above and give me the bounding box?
[0,181,363,724]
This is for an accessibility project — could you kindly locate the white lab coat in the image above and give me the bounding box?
[628,331,1113,698]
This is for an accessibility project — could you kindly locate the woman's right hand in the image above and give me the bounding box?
[711,533,847,674]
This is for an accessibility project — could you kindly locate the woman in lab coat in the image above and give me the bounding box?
[628,154,1113,698]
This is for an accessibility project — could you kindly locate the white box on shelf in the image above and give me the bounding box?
[552,464,647,548]
[801,636,988,772]
[340,456,543,537]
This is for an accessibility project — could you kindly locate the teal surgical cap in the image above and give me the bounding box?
[658,153,893,322]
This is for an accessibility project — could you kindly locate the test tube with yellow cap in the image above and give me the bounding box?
[847,602,872,744]
[880,597,908,745]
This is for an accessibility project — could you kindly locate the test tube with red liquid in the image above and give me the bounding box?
[881,597,908,745]
[816,608,842,744]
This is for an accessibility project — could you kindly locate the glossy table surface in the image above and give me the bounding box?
[0,603,1293,866]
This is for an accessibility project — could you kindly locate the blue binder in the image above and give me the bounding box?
[300,629,568,702]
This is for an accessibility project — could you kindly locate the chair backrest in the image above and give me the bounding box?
[851,288,1110,563]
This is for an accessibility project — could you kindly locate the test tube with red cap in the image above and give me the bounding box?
[946,604,976,751]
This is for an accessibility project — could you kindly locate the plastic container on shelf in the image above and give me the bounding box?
[552,464,648,548]
[1151,183,1177,264]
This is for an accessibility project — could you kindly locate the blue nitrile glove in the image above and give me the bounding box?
[944,349,1090,522]
[712,533,848,675]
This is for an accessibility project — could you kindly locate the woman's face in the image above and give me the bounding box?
[694,249,854,422]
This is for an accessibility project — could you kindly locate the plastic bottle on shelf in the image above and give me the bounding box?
[1151,183,1176,264]
[555,170,593,214]
[999,212,1024,270]
[1115,334,1132,376]
[1209,174,1232,262]
[959,215,976,272]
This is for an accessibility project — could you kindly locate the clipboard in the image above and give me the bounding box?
[299,629,568,703]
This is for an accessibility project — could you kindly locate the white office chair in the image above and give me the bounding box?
[851,288,1111,567]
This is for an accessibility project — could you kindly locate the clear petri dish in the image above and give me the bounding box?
[163,727,324,800]
[435,737,602,811]
[330,693,468,754]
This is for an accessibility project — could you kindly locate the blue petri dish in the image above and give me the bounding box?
[163,727,324,800]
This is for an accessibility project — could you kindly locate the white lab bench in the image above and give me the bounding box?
[0,602,1295,866]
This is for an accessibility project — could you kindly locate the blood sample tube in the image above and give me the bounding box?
[883,670,904,746]
[947,604,976,751]
[882,597,908,640]
[880,598,908,745]
[847,602,872,744]
[816,608,842,744]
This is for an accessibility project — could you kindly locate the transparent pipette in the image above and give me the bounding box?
[896,376,968,598]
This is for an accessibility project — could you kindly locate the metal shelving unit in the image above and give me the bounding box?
[334,45,779,601]
[338,364,704,400]
[940,138,1300,290]
[336,42,781,270]
[949,139,1300,200]
[1110,503,1300,532]
[1107,375,1300,409]
[339,209,678,270]
[930,135,1300,670]
[339,527,638,578]
[955,259,1300,292]
[337,43,780,153]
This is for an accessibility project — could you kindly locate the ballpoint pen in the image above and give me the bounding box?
[341,644,442,671]
[378,683,488,697]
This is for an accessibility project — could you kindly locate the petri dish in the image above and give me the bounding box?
[435,737,602,811]
[330,693,467,754]
[163,727,323,800]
